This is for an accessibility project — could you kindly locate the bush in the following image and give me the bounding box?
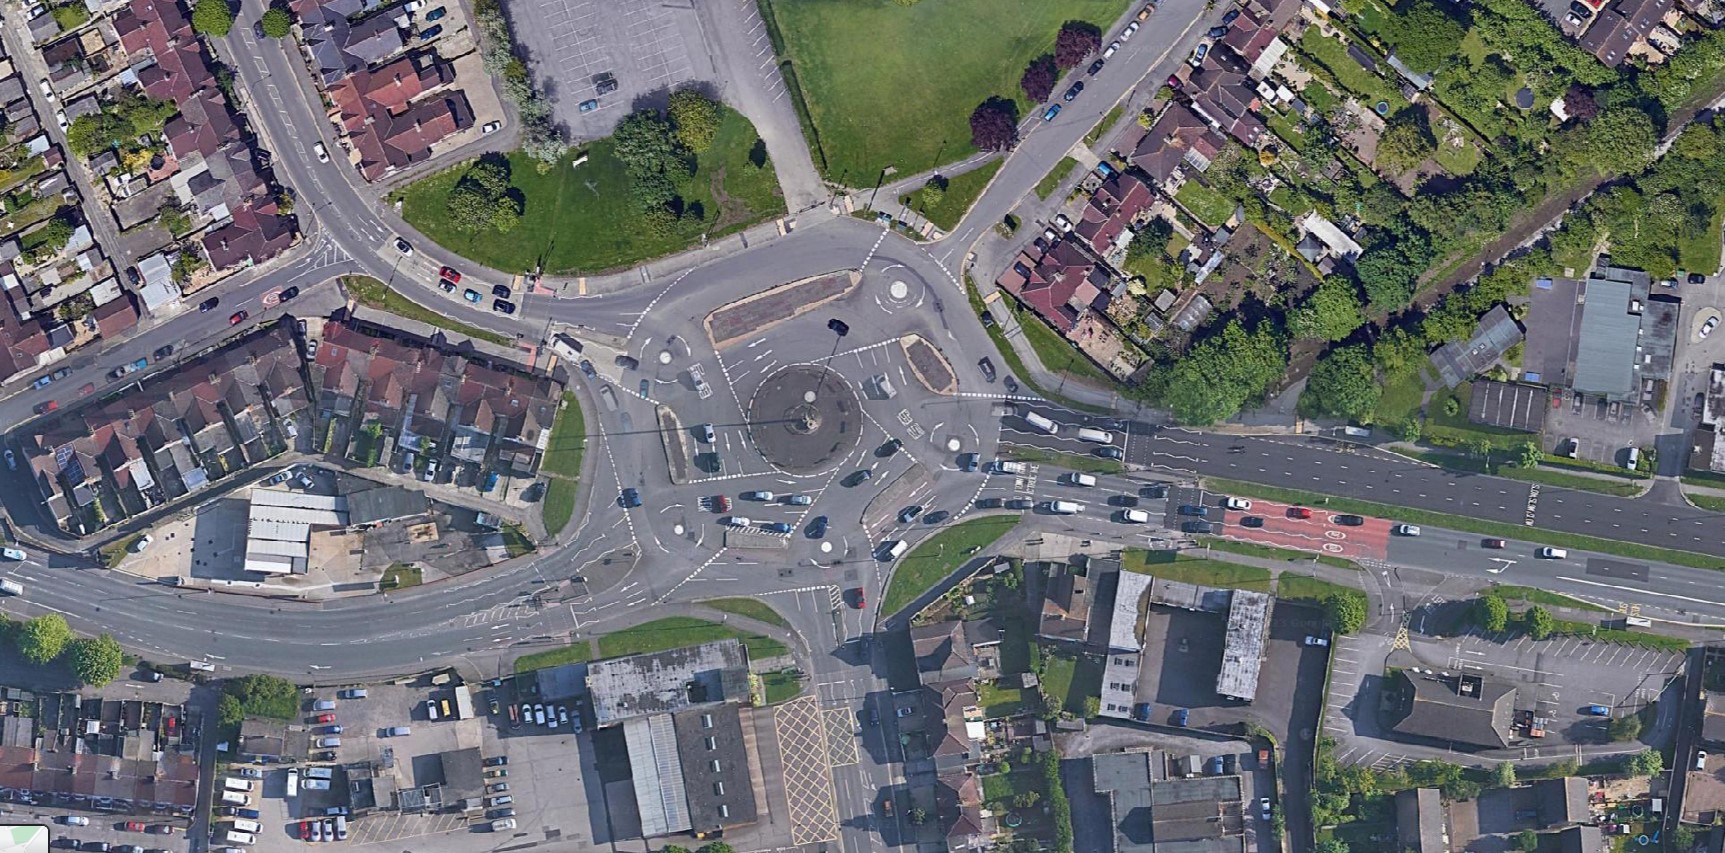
[1325,592,1367,635]
[1524,605,1555,640]
[191,0,232,35]
[1474,595,1508,632]
[259,7,292,37]
[225,673,299,719]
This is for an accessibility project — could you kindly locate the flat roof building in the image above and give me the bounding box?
[244,488,347,575]
[586,640,751,727]
[1216,590,1271,702]
[1395,788,1450,853]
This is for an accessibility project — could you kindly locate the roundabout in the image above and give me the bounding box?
[746,363,862,474]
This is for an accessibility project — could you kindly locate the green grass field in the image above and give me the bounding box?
[1000,445,1125,474]
[540,393,586,535]
[1175,180,1235,227]
[900,160,1001,230]
[1035,157,1079,200]
[1040,651,1104,716]
[1690,493,1725,512]
[1086,105,1124,145]
[1277,573,1363,606]
[762,0,1127,182]
[1009,300,1115,386]
[762,669,805,703]
[1487,584,1609,613]
[396,107,782,274]
[342,276,511,345]
[596,617,788,660]
[702,598,790,628]
[1121,550,1274,591]
[1373,368,1427,426]
[881,516,1021,616]
[513,642,595,673]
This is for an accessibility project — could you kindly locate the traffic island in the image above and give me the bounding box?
[704,271,861,349]
[746,364,861,475]
[899,334,957,395]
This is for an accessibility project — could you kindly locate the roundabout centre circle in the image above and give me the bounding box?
[745,364,862,474]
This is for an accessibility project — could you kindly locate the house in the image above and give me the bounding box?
[909,618,1000,684]
[1038,562,1096,644]
[1220,9,1287,77]
[1185,64,1265,146]
[1581,0,1675,65]
[1556,825,1606,853]
[936,771,987,850]
[994,238,1108,334]
[1073,172,1155,258]
[1430,305,1524,388]
[328,53,455,134]
[1294,211,1363,264]
[923,679,982,772]
[1129,102,1227,187]
[201,204,296,270]
[1535,777,1591,828]
[1387,671,1517,749]
[1395,788,1450,853]
[303,5,406,85]
[164,88,242,162]
[349,91,474,181]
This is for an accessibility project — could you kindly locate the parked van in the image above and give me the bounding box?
[229,820,260,834]
[1119,509,1150,524]
[1624,447,1642,470]
[491,819,517,832]
[1022,411,1058,434]
[219,792,251,807]
[0,579,22,596]
[224,832,255,846]
[1064,473,1097,487]
[334,817,347,841]
[989,460,1027,475]
[311,700,336,711]
[878,540,909,560]
[188,660,216,672]
[385,726,412,737]
[1625,616,1653,628]
[285,770,299,796]
[301,779,331,791]
[1046,501,1081,515]
[305,767,334,780]
[1076,428,1113,444]
[223,779,254,792]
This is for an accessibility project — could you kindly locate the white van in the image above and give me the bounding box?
[302,779,331,791]
[1625,447,1641,470]
[189,660,216,672]
[1119,509,1150,524]
[316,737,341,748]
[880,540,909,560]
[1046,501,1081,515]
[220,791,251,806]
[1064,473,1097,487]
[224,831,255,846]
[334,816,347,841]
[305,767,334,780]
[223,778,254,792]
[286,770,299,796]
[1536,547,1568,559]
[230,820,261,834]
[1076,428,1113,444]
[1023,411,1058,434]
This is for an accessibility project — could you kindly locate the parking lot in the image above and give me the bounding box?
[505,0,714,138]
[42,817,185,853]
[1542,388,1661,468]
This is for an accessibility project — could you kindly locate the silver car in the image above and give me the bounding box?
[533,704,546,726]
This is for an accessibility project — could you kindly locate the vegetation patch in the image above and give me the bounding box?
[540,393,587,535]
[1006,299,1115,386]
[702,598,790,628]
[380,563,423,590]
[900,160,1001,231]
[597,617,788,660]
[1201,537,1359,569]
[761,669,805,703]
[1035,157,1078,200]
[513,642,594,673]
[999,445,1125,475]
[1121,549,1274,591]
[1487,584,1610,612]
[882,516,1021,616]
[342,276,512,346]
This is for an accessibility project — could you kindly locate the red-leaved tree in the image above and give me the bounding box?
[970,98,1019,152]
[1054,21,1102,69]
[1020,55,1057,102]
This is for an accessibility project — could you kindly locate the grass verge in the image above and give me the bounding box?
[999,445,1124,475]
[1007,299,1115,386]
[1487,584,1610,613]
[541,393,587,536]
[597,616,788,660]
[1085,105,1124,146]
[900,160,1001,231]
[1689,493,1725,512]
[513,642,594,673]
[394,107,782,274]
[882,516,1021,617]
[1200,537,1358,569]
[1205,477,1724,570]
[702,598,790,628]
[380,563,423,590]
[1277,573,1364,606]
[98,533,147,568]
[1035,156,1078,200]
[1121,549,1274,591]
[762,669,805,703]
[500,523,535,558]
[342,276,512,346]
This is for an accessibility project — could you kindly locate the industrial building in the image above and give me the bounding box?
[244,486,348,574]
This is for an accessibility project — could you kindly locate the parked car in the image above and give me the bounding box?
[1062,81,1085,101]
[1304,635,1329,647]
[977,357,997,383]
[493,299,516,315]
[1103,39,1120,58]
[1042,104,1061,121]
[579,99,599,113]
[417,23,441,38]
[1703,317,1719,339]
[1087,58,1105,75]
[482,121,503,134]
[313,142,329,163]
[229,310,248,325]
[424,5,445,19]
[1172,708,1189,727]
[1190,43,1209,66]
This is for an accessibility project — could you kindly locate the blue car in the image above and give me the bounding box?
[463,289,482,303]
[418,24,442,39]
[765,522,794,534]
[424,5,446,19]
[579,99,599,113]
[1172,708,1190,727]
[1043,104,1061,121]
[31,375,53,389]
[619,488,642,508]
[1584,704,1610,716]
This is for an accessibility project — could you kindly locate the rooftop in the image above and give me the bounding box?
[585,640,750,726]
[1389,671,1517,749]
[1215,590,1271,701]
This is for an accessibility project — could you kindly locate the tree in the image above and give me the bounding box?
[1290,277,1366,342]
[259,7,292,37]
[970,98,1019,152]
[667,90,721,154]
[191,0,233,35]
[1386,0,1466,73]
[908,806,928,825]
[1054,21,1102,69]
[1443,396,1462,417]
[1510,440,1541,468]
[1563,84,1600,122]
[1524,605,1555,640]
[1673,825,1698,852]
[1515,830,1538,852]
[1020,55,1057,102]
[1314,841,1350,853]
[171,251,206,285]
[1301,345,1381,422]
[1154,320,1286,425]
[1475,594,1509,632]
[1608,713,1644,742]
[1084,695,1100,718]
[1014,790,1042,808]
[1325,592,1367,635]
[446,156,520,233]
[33,216,75,255]
[1375,108,1437,173]
[69,634,124,686]
[158,201,192,235]
[275,188,295,215]
[18,614,72,664]
[918,179,945,210]
[612,110,681,177]
[1581,108,1657,176]
[1625,748,1663,776]
[1495,761,1516,788]
[217,693,244,728]
[695,843,733,853]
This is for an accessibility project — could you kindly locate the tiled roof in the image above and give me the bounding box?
[351,91,472,181]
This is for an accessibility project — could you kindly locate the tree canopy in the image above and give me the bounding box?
[970,98,1019,152]
[1290,277,1366,342]
[1054,21,1102,69]
[1153,321,1286,426]
[667,90,721,154]
[1326,592,1367,634]
[1375,108,1438,173]
[1020,55,1057,102]
[1474,594,1508,632]
[1385,0,1466,73]
[18,614,72,665]
[1300,345,1381,423]
[70,635,124,686]
[444,156,520,234]
[191,0,233,36]
[259,7,292,38]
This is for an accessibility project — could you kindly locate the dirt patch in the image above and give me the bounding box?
[900,335,956,394]
[706,271,861,348]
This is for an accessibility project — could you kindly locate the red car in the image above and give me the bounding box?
[299,821,311,840]
[315,713,336,724]
[1288,506,1314,519]
[123,822,145,832]
[32,400,56,414]
[78,382,95,396]
[440,265,461,283]
[851,587,866,609]
[229,310,248,325]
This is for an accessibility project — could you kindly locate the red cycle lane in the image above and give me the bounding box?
[1217,498,1393,561]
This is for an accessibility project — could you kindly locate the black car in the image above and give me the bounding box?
[1181,520,1218,534]
[1140,483,1169,499]
[1690,272,1708,284]
[879,437,903,456]
[1240,516,1265,528]
[826,318,850,336]
[843,469,873,487]
[1063,81,1085,102]
[153,344,174,361]
[619,488,642,508]
[279,285,299,301]
[1221,7,1240,23]
[1108,495,1140,507]
[898,505,924,523]
[1003,376,1020,393]
[595,72,619,95]
[197,296,219,312]
[1005,498,1035,510]
[1332,514,1366,526]
[923,510,950,525]
[977,357,997,383]
[439,278,457,293]
[980,311,997,328]
[1569,0,1594,14]
[1177,504,1209,517]
[976,497,1005,509]
[492,299,516,314]
[807,515,828,539]
[81,844,110,852]
[1208,25,1228,38]
[493,284,512,299]
[1087,58,1105,75]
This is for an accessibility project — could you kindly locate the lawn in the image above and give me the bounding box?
[341,276,512,346]
[1680,205,1725,275]
[1373,368,1426,427]
[1487,584,1610,613]
[1433,136,1483,176]
[1298,29,1409,114]
[1175,180,1235,227]
[1277,573,1364,607]
[1008,300,1115,386]
[1040,650,1103,716]
[702,597,790,628]
[597,617,788,660]
[1690,493,1725,512]
[762,669,805,703]
[501,523,536,558]
[513,642,595,673]
[1085,105,1124,146]
[540,393,587,535]
[1499,466,1643,498]
[1035,156,1079,200]
[900,160,1002,231]
[1120,549,1274,591]
[761,0,1127,182]
[1202,537,1358,569]
[977,681,1027,717]
[396,106,782,275]
[1000,445,1125,475]
[380,562,423,590]
[1204,477,1725,570]
[98,532,148,568]
[881,516,1021,617]
[1424,383,1536,450]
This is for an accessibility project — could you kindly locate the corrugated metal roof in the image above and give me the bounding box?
[1572,279,1639,398]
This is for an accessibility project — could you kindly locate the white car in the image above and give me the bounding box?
[393,237,413,256]
[1119,509,1150,524]
[482,121,503,134]
[1304,635,1329,647]
[1259,797,1272,821]
[1223,497,1252,511]
[313,142,329,163]
[1121,20,1139,40]
[1537,547,1568,559]
[1394,524,1421,536]
[59,817,89,827]
[1702,316,1719,339]
[1102,39,1120,58]
[532,704,546,726]
[558,706,570,726]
